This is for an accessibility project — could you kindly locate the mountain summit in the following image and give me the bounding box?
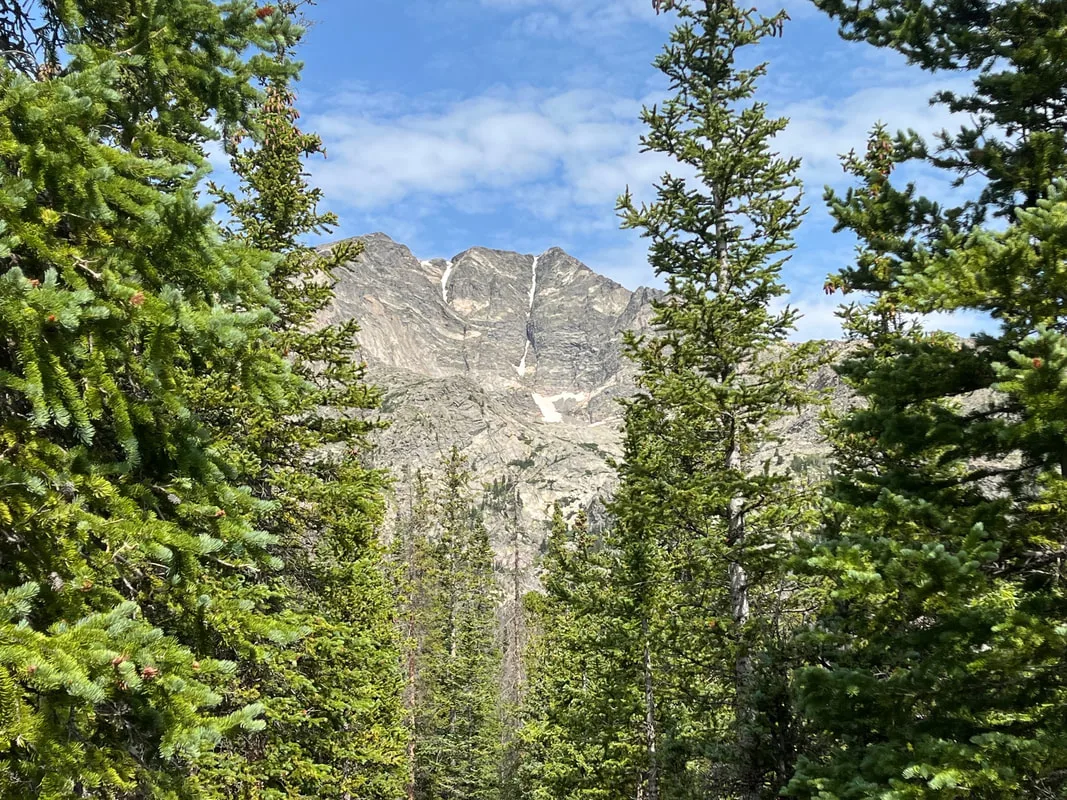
[323,232,655,406]
[320,233,656,572]
[321,233,838,574]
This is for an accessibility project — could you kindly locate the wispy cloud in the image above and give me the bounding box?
[303,19,982,344]
[776,77,975,189]
[309,69,973,220]
[476,0,815,36]
[307,87,650,213]
[479,0,661,35]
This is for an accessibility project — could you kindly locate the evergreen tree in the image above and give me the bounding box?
[611,1,821,797]
[491,480,530,799]
[811,0,1067,222]
[789,3,1067,794]
[518,507,641,800]
[0,2,301,795]
[191,3,408,794]
[392,468,438,800]
[395,451,504,800]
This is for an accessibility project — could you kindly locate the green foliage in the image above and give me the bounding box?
[517,507,642,800]
[0,1,305,794]
[790,4,1067,791]
[521,4,823,800]
[188,5,407,796]
[610,1,822,796]
[0,1,405,797]
[811,0,1067,222]
[393,452,504,800]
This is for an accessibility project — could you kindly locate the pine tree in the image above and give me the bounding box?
[392,469,438,800]
[491,480,530,799]
[189,4,407,795]
[789,3,1067,793]
[611,1,821,797]
[396,451,504,800]
[811,0,1067,222]
[0,2,301,795]
[518,507,641,800]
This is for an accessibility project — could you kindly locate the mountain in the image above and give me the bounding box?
[321,233,841,576]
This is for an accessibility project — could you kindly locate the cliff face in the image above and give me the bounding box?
[322,233,842,577]
[319,233,656,575]
[322,232,655,400]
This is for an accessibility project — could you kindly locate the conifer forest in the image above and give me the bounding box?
[2,0,1067,797]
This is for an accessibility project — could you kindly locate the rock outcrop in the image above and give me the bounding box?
[321,233,842,577]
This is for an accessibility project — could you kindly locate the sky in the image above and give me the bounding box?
[281,0,986,340]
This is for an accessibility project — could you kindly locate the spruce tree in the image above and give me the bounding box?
[0,2,300,795]
[789,3,1067,794]
[518,507,641,800]
[612,1,820,797]
[191,3,408,794]
[396,451,504,800]
[392,469,438,800]
[811,0,1067,222]
[490,480,529,799]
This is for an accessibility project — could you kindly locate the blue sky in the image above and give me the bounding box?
[286,0,982,340]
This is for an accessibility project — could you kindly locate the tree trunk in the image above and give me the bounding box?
[406,635,417,800]
[503,492,525,706]
[717,205,760,800]
[727,422,759,800]
[447,543,458,800]
[403,525,419,800]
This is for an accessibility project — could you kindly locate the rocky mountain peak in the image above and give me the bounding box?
[323,234,840,576]
[318,234,658,573]
[325,234,650,404]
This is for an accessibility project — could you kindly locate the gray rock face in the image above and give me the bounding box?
[321,234,654,398]
[321,233,843,578]
[318,233,657,576]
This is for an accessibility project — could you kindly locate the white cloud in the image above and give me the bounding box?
[307,87,649,213]
[305,54,986,326]
[775,77,975,188]
[309,72,974,225]
[481,0,655,27]
[402,0,667,45]
[777,291,847,342]
[777,290,995,342]
[477,0,814,36]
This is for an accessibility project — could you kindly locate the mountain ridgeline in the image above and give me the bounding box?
[318,233,653,566]
[320,233,842,574]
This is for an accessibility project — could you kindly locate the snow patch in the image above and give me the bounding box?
[440,260,455,304]
[531,393,563,424]
[528,255,539,311]
[513,254,541,377]
[530,391,592,423]
[514,340,531,377]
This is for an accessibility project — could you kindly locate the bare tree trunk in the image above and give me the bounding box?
[501,489,526,707]
[406,623,417,800]
[402,513,419,800]
[500,491,526,789]
[727,415,760,800]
